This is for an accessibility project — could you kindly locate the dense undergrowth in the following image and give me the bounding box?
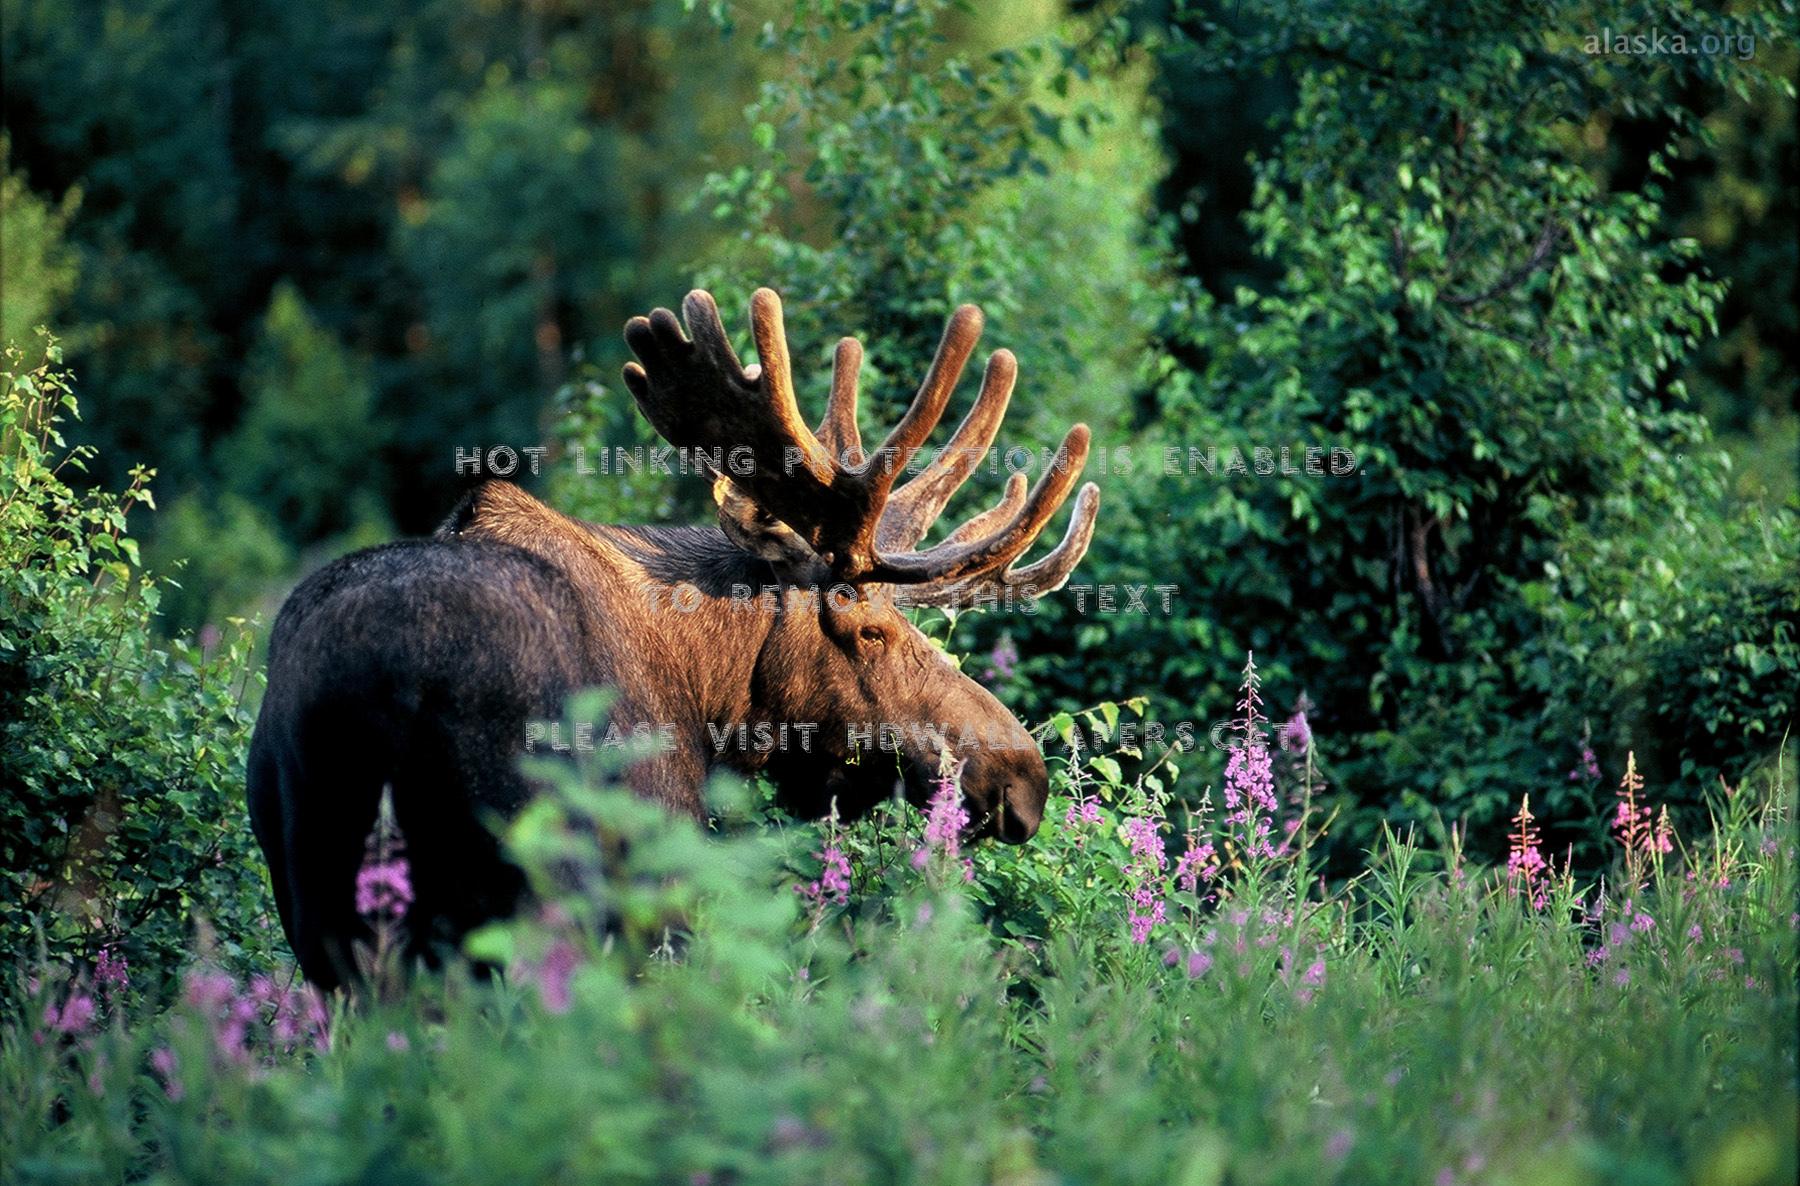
[5,663,1794,1186]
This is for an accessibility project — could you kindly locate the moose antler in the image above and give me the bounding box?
[621,288,1099,606]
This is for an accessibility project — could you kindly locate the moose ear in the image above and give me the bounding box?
[711,471,818,570]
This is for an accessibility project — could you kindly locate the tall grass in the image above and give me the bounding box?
[4,667,1795,1185]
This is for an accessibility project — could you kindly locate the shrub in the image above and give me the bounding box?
[2,656,1793,1184]
[0,338,275,984]
[994,0,1800,865]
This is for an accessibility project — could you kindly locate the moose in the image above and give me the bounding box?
[247,288,1100,988]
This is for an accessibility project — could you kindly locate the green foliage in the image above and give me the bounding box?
[217,281,391,546]
[3,687,1793,1183]
[995,0,1800,861]
[397,76,637,440]
[0,135,79,349]
[0,340,275,981]
[699,0,1164,440]
[146,493,294,637]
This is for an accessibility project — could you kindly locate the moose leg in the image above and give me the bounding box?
[246,728,300,969]
[278,717,386,992]
[387,727,530,973]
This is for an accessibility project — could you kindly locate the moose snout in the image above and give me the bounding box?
[962,745,1048,845]
[994,785,1043,844]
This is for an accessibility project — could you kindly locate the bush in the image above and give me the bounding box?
[2,658,1793,1184]
[991,0,1800,865]
[0,338,275,984]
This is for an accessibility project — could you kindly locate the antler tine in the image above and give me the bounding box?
[875,347,1018,551]
[744,288,834,485]
[818,337,864,462]
[870,423,1092,586]
[940,472,1027,549]
[899,482,1100,608]
[626,289,868,565]
[864,304,983,493]
[625,287,1101,592]
[1004,481,1100,589]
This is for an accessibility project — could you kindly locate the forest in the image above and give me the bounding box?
[2,1,1796,1181]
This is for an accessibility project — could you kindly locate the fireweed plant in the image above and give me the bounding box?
[3,668,1796,1183]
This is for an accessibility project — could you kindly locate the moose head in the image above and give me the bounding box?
[619,289,1100,841]
[249,285,1099,988]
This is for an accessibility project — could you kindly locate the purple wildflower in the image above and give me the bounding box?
[1505,795,1549,910]
[150,1046,184,1102]
[1122,814,1168,943]
[355,859,414,920]
[1172,829,1220,896]
[1063,793,1102,828]
[537,939,579,1015]
[798,838,853,909]
[95,946,129,999]
[1185,949,1213,979]
[913,762,969,870]
[1279,709,1312,754]
[984,634,1019,682]
[1222,654,1285,861]
[44,992,96,1035]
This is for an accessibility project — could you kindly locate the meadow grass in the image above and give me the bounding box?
[3,663,1795,1186]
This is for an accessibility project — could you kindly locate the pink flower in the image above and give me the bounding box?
[1063,794,1102,828]
[386,1031,410,1052]
[95,946,129,997]
[798,839,852,909]
[1279,710,1312,754]
[150,1046,183,1102]
[1186,950,1213,979]
[1216,655,1294,862]
[1326,1129,1354,1159]
[984,635,1019,682]
[1122,814,1168,944]
[1505,796,1549,909]
[1172,834,1220,895]
[44,992,96,1035]
[537,939,579,1015]
[355,859,414,920]
[913,762,970,869]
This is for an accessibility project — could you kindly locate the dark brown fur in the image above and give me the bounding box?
[247,480,1046,989]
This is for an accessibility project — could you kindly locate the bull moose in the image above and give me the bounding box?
[247,288,1100,988]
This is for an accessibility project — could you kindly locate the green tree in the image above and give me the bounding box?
[0,136,79,348]
[698,0,1164,441]
[216,281,389,545]
[1008,0,1798,858]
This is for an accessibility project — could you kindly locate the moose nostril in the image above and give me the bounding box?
[996,790,1042,844]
